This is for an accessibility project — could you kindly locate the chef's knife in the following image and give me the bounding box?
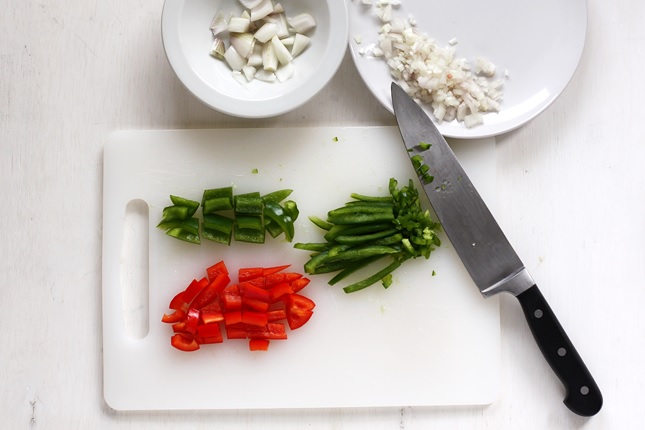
[391,82,602,417]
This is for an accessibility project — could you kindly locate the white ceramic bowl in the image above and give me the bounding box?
[162,0,348,118]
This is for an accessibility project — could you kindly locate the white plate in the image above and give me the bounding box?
[347,0,587,138]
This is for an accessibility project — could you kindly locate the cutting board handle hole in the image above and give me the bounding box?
[120,199,150,340]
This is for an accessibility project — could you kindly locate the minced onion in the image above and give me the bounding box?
[210,0,316,85]
[359,0,505,128]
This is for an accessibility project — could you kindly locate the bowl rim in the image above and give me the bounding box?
[161,0,349,118]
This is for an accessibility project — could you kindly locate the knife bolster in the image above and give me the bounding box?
[481,267,535,297]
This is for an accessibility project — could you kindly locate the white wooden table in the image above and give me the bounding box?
[1,0,643,428]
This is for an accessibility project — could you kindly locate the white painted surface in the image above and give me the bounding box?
[1,0,644,428]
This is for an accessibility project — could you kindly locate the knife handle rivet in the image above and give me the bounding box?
[580,386,590,396]
[557,347,567,357]
[533,309,543,319]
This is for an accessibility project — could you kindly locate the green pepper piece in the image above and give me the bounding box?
[263,201,295,242]
[308,215,333,231]
[202,227,231,245]
[169,195,200,217]
[282,200,299,222]
[234,225,266,244]
[202,187,233,213]
[165,227,201,244]
[261,189,293,204]
[264,219,284,238]
[202,214,233,245]
[236,215,263,231]
[160,205,190,222]
[343,259,403,293]
[158,217,199,235]
[234,192,263,215]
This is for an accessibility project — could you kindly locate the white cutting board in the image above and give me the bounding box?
[102,126,500,411]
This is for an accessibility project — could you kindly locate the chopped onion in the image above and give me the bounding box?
[287,13,316,33]
[209,38,226,59]
[230,32,255,58]
[228,16,251,33]
[291,33,310,57]
[255,69,277,82]
[358,4,504,127]
[254,22,278,43]
[210,1,316,84]
[242,65,257,82]
[210,11,229,37]
[238,0,263,9]
[271,35,292,65]
[224,46,246,71]
[262,41,278,72]
[275,62,294,82]
[251,0,274,22]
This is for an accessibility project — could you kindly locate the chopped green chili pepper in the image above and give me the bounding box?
[263,201,295,242]
[169,195,200,216]
[202,187,234,213]
[294,178,440,293]
[202,214,234,245]
[234,192,263,215]
[261,189,293,204]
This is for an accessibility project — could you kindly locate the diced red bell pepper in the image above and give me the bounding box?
[184,308,201,334]
[171,333,200,351]
[239,282,271,303]
[289,277,310,293]
[161,309,186,323]
[267,308,287,322]
[249,338,270,351]
[242,298,270,312]
[264,272,302,286]
[183,277,209,305]
[190,273,231,309]
[225,324,247,340]
[172,321,187,333]
[200,301,224,324]
[196,323,223,343]
[206,260,229,281]
[168,291,189,312]
[246,322,288,339]
[223,310,243,326]
[284,293,315,330]
[242,311,269,327]
[220,284,242,311]
[268,282,293,302]
[238,264,290,281]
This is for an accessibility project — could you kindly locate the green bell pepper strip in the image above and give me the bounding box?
[261,189,293,204]
[263,201,295,242]
[342,259,403,294]
[169,195,200,217]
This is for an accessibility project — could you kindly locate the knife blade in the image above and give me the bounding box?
[391,82,602,416]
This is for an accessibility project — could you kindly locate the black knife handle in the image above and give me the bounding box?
[516,285,602,416]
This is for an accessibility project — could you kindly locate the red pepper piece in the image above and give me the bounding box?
[246,322,288,340]
[242,297,270,312]
[171,333,200,351]
[242,311,269,327]
[239,282,271,303]
[249,339,270,351]
[268,282,293,302]
[225,324,247,340]
[264,272,302,286]
[220,284,242,311]
[196,323,223,343]
[238,264,290,281]
[267,308,287,322]
[200,301,224,324]
[168,291,189,312]
[185,308,200,334]
[172,321,187,333]
[191,273,231,309]
[244,277,267,289]
[183,277,209,305]
[223,310,242,326]
[162,309,186,323]
[206,260,229,281]
[290,277,310,294]
[284,293,315,330]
